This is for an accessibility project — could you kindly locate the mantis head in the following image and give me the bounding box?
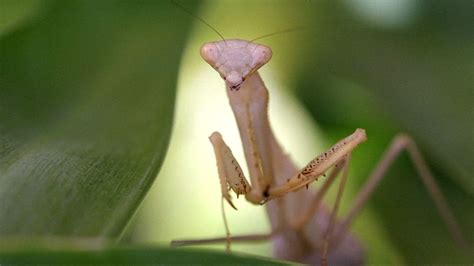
[200,39,272,91]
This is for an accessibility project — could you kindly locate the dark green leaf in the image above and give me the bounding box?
[0,0,197,237]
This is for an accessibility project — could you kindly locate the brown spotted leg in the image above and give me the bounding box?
[266,129,366,200]
[290,156,349,230]
[209,131,253,209]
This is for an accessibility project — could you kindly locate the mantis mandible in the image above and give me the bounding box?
[170,3,470,264]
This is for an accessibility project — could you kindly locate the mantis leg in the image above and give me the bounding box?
[321,154,351,266]
[290,156,350,230]
[170,132,271,248]
[171,232,275,247]
[335,134,470,251]
[209,131,254,209]
[284,154,353,264]
[266,128,366,200]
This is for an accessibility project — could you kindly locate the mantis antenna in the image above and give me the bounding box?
[248,26,309,43]
[171,0,226,42]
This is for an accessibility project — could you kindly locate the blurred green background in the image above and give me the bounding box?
[1,0,473,264]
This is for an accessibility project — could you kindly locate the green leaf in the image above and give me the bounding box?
[0,0,198,237]
[0,243,286,264]
[0,0,43,36]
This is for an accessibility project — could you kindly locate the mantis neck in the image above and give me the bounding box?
[226,71,300,228]
[226,72,294,187]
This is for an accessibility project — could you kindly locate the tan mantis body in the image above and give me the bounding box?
[173,39,468,265]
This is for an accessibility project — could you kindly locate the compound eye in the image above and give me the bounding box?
[252,45,273,68]
[200,43,219,66]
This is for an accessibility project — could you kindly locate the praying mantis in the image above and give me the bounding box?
[169,2,471,264]
[170,40,470,264]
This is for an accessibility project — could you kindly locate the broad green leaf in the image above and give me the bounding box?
[0,243,286,264]
[0,0,198,236]
[0,0,43,36]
